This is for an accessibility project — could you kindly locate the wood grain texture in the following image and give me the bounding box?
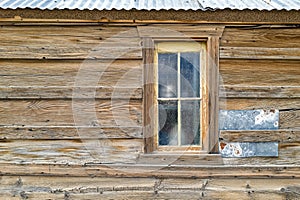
[0,87,143,100]
[0,176,156,192]
[0,25,139,38]
[0,139,143,164]
[0,99,142,126]
[206,36,220,153]
[220,130,300,143]
[0,163,299,178]
[12,191,286,200]
[220,47,300,60]
[137,153,223,165]
[0,126,143,140]
[143,37,155,153]
[0,46,142,60]
[2,85,298,100]
[0,87,142,99]
[1,176,298,200]
[0,26,141,59]
[221,26,300,48]
[220,86,300,98]
[220,98,300,110]
[3,176,292,192]
[220,59,300,87]
[280,110,300,129]
[0,59,142,87]
[0,33,140,47]
[137,25,224,38]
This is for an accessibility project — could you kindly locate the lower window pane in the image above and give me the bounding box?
[181,100,200,145]
[158,100,178,146]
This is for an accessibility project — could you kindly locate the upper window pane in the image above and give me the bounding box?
[158,53,178,98]
[180,52,200,98]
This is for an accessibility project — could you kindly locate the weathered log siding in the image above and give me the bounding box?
[0,23,299,199]
[219,25,300,166]
[0,176,299,200]
[0,24,143,167]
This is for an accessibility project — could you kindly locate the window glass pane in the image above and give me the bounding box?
[158,100,178,146]
[180,52,200,98]
[158,53,178,98]
[181,100,200,145]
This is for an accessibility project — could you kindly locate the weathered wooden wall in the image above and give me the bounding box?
[219,25,300,166]
[0,23,299,199]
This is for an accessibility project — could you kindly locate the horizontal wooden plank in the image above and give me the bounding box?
[0,26,141,61]
[204,179,299,200]
[1,176,296,194]
[0,25,139,38]
[0,191,286,200]
[0,99,142,126]
[220,130,300,143]
[0,192,64,199]
[0,126,142,140]
[0,176,156,191]
[2,179,298,200]
[0,86,297,100]
[280,110,300,129]
[0,59,140,75]
[1,177,299,200]
[137,153,223,165]
[137,25,224,38]
[220,98,300,110]
[0,163,299,178]
[279,143,300,163]
[0,46,142,60]
[1,86,298,100]
[0,34,140,47]
[221,27,300,48]
[220,59,300,87]
[220,86,300,98]
[0,139,143,164]
[0,87,142,99]
[220,47,300,60]
[0,59,142,88]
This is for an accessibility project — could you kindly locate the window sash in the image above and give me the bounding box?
[156,42,205,148]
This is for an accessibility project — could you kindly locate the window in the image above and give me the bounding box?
[155,42,205,151]
[142,26,223,154]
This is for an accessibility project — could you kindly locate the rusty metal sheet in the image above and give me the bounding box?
[220,142,278,158]
[219,109,279,130]
[219,109,279,157]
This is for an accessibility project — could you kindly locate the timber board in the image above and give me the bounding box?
[0,99,142,126]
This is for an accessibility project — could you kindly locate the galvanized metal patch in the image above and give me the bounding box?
[220,142,278,158]
[219,109,279,130]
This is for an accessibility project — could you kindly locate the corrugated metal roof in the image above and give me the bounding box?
[0,0,299,11]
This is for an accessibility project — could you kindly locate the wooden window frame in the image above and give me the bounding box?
[154,42,204,152]
[143,27,223,154]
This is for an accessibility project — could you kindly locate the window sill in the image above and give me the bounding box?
[137,152,223,166]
